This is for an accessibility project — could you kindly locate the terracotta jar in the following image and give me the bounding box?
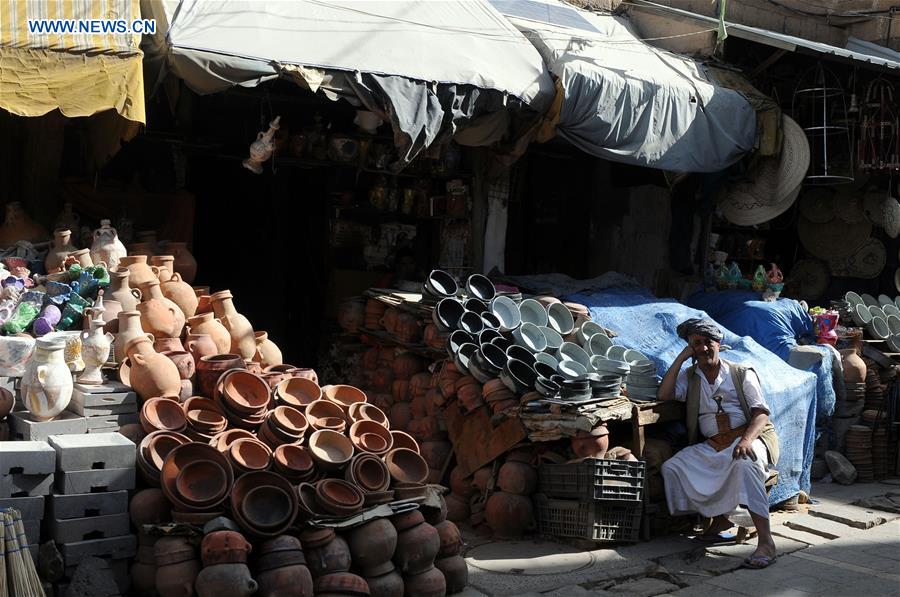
[151,255,175,282]
[435,555,467,594]
[485,491,534,539]
[154,537,199,597]
[118,255,159,288]
[46,229,77,273]
[91,219,127,271]
[202,531,252,566]
[346,518,397,577]
[169,241,198,284]
[253,331,283,368]
[163,351,195,381]
[402,566,446,597]
[300,530,351,578]
[138,278,186,339]
[196,354,244,398]
[257,564,315,596]
[185,333,218,362]
[364,569,404,597]
[154,337,185,353]
[115,310,144,363]
[124,335,182,401]
[445,494,470,523]
[130,488,171,526]
[434,521,461,558]
[187,312,231,354]
[77,309,114,385]
[69,248,94,268]
[102,300,123,334]
[841,349,866,384]
[21,335,73,420]
[210,290,256,359]
[0,202,47,246]
[497,460,537,495]
[162,272,200,319]
[391,510,439,575]
[107,269,142,312]
[196,563,258,597]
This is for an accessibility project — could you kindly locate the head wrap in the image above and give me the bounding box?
[677,318,724,343]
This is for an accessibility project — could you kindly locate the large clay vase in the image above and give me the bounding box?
[107,269,142,312]
[365,569,404,597]
[257,564,315,597]
[196,354,244,398]
[185,333,218,362]
[195,563,258,597]
[138,279,185,339]
[118,255,159,288]
[77,309,114,385]
[497,460,537,495]
[300,531,351,578]
[435,555,467,594]
[403,566,446,597]
[124,335,182,401]
[115,310,144,363]
[0,202,47,246]
[169,241,198,284]
[392,511,440,576]
[210,290,256,360]
[154,536,199,597]
[841,349,866,384]
[162,272,200,319]
[347,518,397,576]
[150,255,175,283]
[102,300,123,334]
[21,335,73,420]
[45,229,77,273]
[484,491,534,539]
[91,219,127,272]
[187,313,231,355]
[253,331,283,368]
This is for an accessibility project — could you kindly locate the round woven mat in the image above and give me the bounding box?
[789,259,830,300]
[828,238,886,279]
[799,189,835,223]
[798,215,872,260]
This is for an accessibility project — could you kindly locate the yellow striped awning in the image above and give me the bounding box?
[0,0,145,123]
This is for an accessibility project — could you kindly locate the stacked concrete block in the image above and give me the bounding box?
[47,433,137,578]
[69,382,139,434]
[10,410,87,441]
[0,440,57,561]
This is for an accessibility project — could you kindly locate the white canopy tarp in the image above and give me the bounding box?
[493,0,757,172]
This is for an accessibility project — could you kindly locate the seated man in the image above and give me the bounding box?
[658,318,779,569]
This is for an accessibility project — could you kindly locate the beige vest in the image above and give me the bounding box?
[685,360,780,466]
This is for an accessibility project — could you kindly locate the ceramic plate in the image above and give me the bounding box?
[884,304,900,317]
[845,291,863,307]
[888,334,900,352]
[868,305,884,319]
[879,294,894,307]
[584,333,613,356]
[623,349,649,364]
[606,345,628,362]
[888,315,900,334]
[861,293,879,307]
[856,303,873,324]
[870,316,890,339]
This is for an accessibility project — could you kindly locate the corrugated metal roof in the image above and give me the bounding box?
[629,0,900,72]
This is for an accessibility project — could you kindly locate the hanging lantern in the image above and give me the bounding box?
[858,78,900,171]
[791,63,854,185]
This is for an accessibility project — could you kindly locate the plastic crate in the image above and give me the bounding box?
[533,494,642,542]
[537,458,645,502]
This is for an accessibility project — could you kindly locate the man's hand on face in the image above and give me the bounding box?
[732,438,757,461]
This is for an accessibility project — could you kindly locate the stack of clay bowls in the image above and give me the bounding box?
[140,397,188,434]
[215,370,271,429]
[844,425,874,482]
[272,444,316,483]
[258,405,308,448]
[137,430,191,486]
[161,442,234,524]
[183,397,228,441]
[274,377,322,408]
[231,471,298,537]
[227,437,273,475]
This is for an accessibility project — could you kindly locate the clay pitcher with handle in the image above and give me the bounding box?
[210,290,256,359]
[138,279,186,339]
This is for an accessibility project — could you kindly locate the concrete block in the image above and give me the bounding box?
[72,381,135,403]
[48,491,128,520]
[58,534,136,567]
[55,468,135,494]
[48,433,135,471]
[11,411,87,441]
[22,518,40,546]
[784,513,856,539]
[0,495,45,520]
[0,440,56,475]
[0,473,54,497]
[84,412,139,430]
[808,503,899,530]
[49,513,129,544]
[69,402,138,417]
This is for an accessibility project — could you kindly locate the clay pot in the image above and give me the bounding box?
[365,569,404,597]
[154,545,199,597]
[403,566,446,597]
[162,272,200,319]
[222,370,271,414]
[154,337,185,353]
[301,532,352,578]
[435,555,467,594]
[434,521,461,558]
[130,488,171,526]
[347,518,398,576]
[169,241,198,283]
[314,572,370,595]
[449,466,472,497]
[841,349,866,384]
[138,278,186,339]
[155,536,196,566]
[196,354,244,398]
[385,448,428,484]
[114,310,144,363]
[389,403,412,431]
[497,460,537,495]
[186,333,218,362]
[188,312,232,355]
[161,442,234,512]
[445,495,470,523]
[151,255,175,282]
[349,420,394,456]
[210,290,256,359]
[0,202,45,245]
[209,428,255,453]
[344,453,390,492]
[125,336,182,401]
[273,445,314,480]
[107,270,143,313]
[162,350,196,381]
[131,558,157,596]
[46,229,77,273]
[175,459,228,506]
[245,359,263,375]
[314,479,364,517]
[570,433,609,459]
[392,510,440,575]
[257,564,315,597]
[195,563,258,597]
[276,377,322,409]
[201,530,252,566]
[485,491,534,539]
[0,387,13,420]
[291,367,319,384]
[390,430,419,454]
[322,384,367,413]
[347,402,390,428]
[229,438,272,472]
[243,485,294,529]
[141,397,188,433]
[253,331,283,368]
[119,255,159,288]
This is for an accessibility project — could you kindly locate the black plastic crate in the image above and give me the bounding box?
[533,494,642,542]
[537,458,644,502]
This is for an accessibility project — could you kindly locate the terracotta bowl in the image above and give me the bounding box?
[314,479,364,516]
[230,471,298,537]
[308,429,354,471]
[175,459,228,507]
[209,429,255,453]
[384,448,428,484]
[345,453,390,492]
[322,384,367,412]
[161,442,234,512]
[183,396,223,416]
[306,400,346,429]
[297,482,325,518]
[141,398,187,434]
[187,409,227,433]
[347,402,390,429]
[257,420,289,449]
[228,438,272,472]
[273,445,314,478]
[276,377,322,408]
[222,371,271,415]
[242,485,295,530]
[393,482,428,500]
[389,430,420,454]
[271,405,308,436]
[349,420,393,456]
[139,430,191,484]
[314,416,346,433]
[364,490,395,506]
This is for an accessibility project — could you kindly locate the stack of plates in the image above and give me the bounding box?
[559,378,591,402]
[844,382,866,402]
[845,425,874,482]
[621,350,659,402]
[585,373,623,400]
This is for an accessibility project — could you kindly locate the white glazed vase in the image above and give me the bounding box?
[91,219,128,271]
[21,335,74,420]
[78,314,114,385]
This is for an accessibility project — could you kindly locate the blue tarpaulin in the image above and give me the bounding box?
[687,290,836,426]
[565,287,816,505]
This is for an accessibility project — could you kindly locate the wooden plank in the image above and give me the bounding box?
[635,401,684,425]
[444,401,527,477]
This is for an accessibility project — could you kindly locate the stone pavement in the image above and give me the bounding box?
[460,480,900,596]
